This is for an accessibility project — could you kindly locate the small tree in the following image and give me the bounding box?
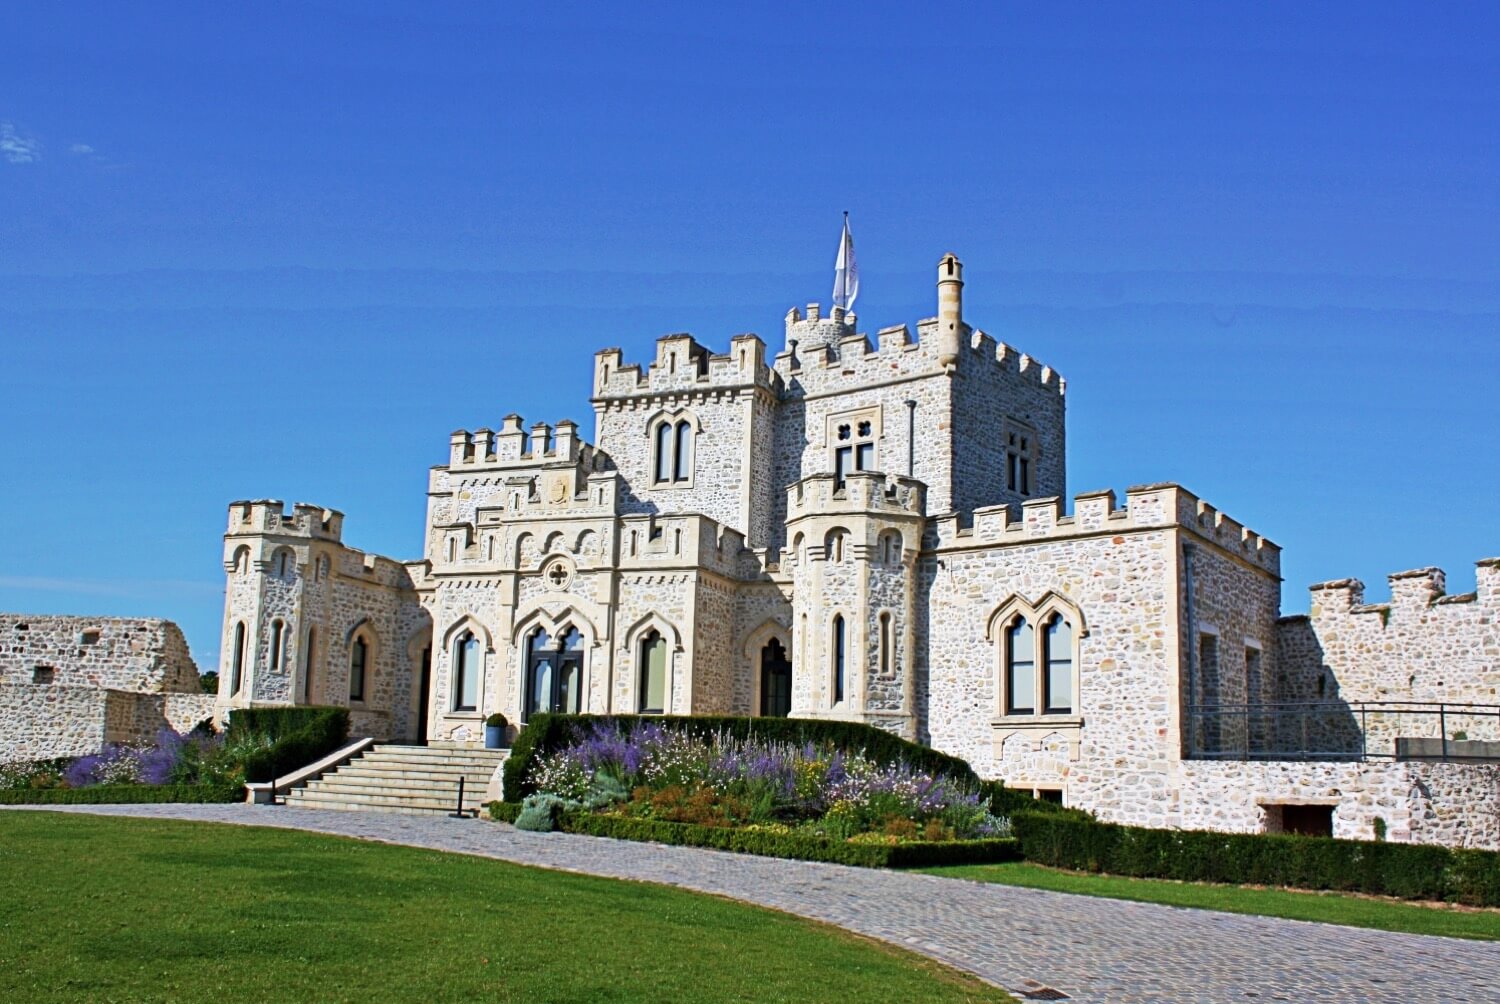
[198,671,219,694]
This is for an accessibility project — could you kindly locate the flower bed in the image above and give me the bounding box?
[511,722,1014,863]
[0,726,261,804]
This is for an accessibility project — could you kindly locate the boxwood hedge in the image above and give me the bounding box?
[0,783,243,805]
[486,801,1022,868]
[229,705,350,783]
[1011,810,1500,906]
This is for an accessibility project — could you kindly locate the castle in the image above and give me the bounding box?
[211,255,1500,848]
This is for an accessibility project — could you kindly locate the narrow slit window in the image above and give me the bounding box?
[349,636,367,702]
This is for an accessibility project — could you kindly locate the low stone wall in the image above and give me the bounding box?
[103,691,218,745]
[0,682,108,761]
[1175,759,1500,850]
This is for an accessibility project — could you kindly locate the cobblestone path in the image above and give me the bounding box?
[9,804,1498,1002]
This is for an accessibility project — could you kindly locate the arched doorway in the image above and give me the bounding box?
[760,638,792,717]
[524,626,585,721]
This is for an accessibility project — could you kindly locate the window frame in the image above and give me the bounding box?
[988,594,1085,724]
[826,408,881,489]
[350,634,369,703]
[637,629,668,714]
[1003,419,1039,497]
[648,411,698,488]
[452,630,481,712]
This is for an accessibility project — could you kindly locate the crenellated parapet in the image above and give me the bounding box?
[933,483,1280,574]
[1309,559,1500,618]
[767,307,1064,400]
[447,415,600,471]
[226,500,344,542]
[785,471,926,522]
[592,332,778,403]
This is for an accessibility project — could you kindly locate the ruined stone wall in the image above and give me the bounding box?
[0,683,107,761]
[3,615,202,693]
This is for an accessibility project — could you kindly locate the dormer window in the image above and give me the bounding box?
[829,409,879,488]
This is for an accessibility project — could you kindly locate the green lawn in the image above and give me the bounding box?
[0,813,1010,1003]
[920,860,1500,941]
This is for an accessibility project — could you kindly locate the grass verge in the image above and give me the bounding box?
[918,860,1500,941]
[0,811,1012,1003]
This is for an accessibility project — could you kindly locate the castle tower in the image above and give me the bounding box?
[936,252,964,370]
[783,471,926,739]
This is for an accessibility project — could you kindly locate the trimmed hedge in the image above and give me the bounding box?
[502,713,981,803]
[232,706,351,783]
[486,801,1021,868]
[1011,811,1500,906]
[0,783,243,805]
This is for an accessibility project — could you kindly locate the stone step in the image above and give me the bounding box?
[285,791,483,815]
[371,743,509,759]
[301,776,483,799]
[325,768,495,780]
[287,787,486,811]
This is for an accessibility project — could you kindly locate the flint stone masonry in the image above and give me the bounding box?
[0,614,212,761]
[195,253,1499,850]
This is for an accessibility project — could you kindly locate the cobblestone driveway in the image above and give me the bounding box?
[8,804,1497,1003]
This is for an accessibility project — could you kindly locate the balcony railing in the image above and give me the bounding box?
[1184,700,1500,763]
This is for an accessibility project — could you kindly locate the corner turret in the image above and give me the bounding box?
[937,252,964,370]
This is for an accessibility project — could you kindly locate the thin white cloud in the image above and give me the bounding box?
[0,575,223,598]
[69,143,94,155]
[1,121,42,164]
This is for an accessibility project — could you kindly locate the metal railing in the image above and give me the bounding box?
[1184,700,1500,763]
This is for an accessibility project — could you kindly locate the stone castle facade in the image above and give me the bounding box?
[212,255,1500,848]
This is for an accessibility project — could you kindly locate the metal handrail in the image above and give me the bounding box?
[1183,699,1500,763]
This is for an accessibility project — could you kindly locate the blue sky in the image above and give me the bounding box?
[2,3,1497,671]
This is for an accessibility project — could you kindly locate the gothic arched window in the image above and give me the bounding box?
[524,626,585,721]
[350,635,368,702]
[651,415,695,486]
[269,619,286,673]
[452,631,480,711]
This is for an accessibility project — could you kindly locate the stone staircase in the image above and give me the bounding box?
[284,743,508,815]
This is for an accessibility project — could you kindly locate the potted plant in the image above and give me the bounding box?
[484,713,509,749]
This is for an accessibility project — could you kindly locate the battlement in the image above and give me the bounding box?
[1309,558,1500,616]
[447,415,599,470]
[784,302,858,353]
[933,484,1280,573]
[768,310,1063,399]
[785,471,927,522]
[593,332,777,401]
[226,500,344,541]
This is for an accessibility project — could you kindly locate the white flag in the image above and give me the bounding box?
[832,213,859,311]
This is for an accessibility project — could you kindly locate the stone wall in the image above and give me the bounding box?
[2,614,202,693]
[0,683,107,761]
[1176,758,1500,850]
[1278,560,1500,754]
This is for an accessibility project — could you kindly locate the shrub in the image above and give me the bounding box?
[1009,811,1500,906]
[0,783,243,805]
[235,707,350,783]
[514,793,579,832]
[555,812,1023,868]
[486,713,508,728]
